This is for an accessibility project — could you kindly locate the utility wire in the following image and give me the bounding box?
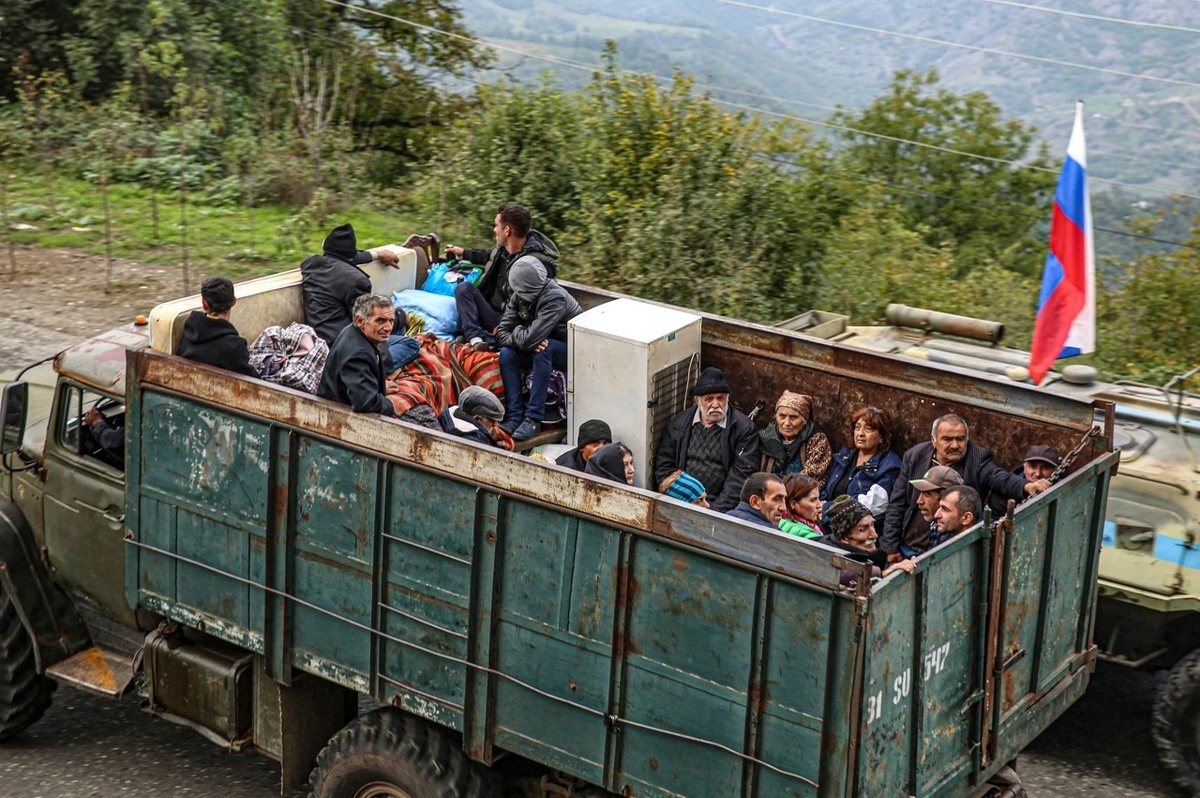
[301,0,1200,207]
[976,0,1200,34]
[713,0,1200,91]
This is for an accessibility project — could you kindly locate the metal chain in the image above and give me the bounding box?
[1048,425,1102,485]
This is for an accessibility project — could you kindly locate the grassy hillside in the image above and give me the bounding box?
[457,0,1200,196]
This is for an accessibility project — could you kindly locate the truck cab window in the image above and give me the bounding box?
[60,385,126,471]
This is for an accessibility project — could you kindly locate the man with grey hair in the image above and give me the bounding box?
[653,367,760,513]
[318,294,398,416]
[881,413,1045,561]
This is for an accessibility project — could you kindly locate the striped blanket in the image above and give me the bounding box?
[386,334,504,417]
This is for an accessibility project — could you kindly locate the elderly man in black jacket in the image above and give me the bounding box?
[318,294,397,416]
[302,223,400,345]
[178,276,258,377]
[653,367,760,514]
[496,257,582,442]
[880,414,1050,560]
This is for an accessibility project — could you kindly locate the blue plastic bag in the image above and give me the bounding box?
[393,289,459,340]
[421,260,483,297]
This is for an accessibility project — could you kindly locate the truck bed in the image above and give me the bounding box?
[123,286,1117,797]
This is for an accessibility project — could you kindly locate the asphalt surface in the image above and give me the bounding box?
[0,662,1186,798]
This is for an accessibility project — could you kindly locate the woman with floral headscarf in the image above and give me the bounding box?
[759,391,831,482]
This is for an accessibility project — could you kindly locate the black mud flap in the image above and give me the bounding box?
[0,497,92,672]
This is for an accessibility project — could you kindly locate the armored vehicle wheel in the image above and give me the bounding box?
[310,708,495,798]
[1154,647,1200,794]
[0,582,56,741]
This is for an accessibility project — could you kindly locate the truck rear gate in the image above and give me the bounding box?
[123,297,1115,797]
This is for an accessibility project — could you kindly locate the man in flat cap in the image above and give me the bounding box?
[1018,445,1059,483]
[653,367,759,513]
[439,386,511,449]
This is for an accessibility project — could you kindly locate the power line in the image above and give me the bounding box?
[713,0,1200,91]
[305,0,1200,202]
[189,0,1200,252]
[977,0,1200,34]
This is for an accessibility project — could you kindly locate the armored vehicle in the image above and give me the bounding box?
[781,304,1200,794]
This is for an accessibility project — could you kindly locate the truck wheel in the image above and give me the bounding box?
[0,582,56,741]
[1153,647,1200,793]
[309,708,494,798]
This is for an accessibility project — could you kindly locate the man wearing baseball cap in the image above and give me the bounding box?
[1018,445,1059,482]
[897,465,964,558]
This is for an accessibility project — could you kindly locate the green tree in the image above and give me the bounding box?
[563,48,833,322]
[831,69,1055,276]
[1094,213,1200,382]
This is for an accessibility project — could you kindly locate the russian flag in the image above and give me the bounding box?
[1029,102,1095,385]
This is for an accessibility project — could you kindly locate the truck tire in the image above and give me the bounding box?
[1153,647,1200,794]
[309,708,495,798]
[0,582,56,741]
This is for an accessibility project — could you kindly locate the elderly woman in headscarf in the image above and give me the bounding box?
[820,495,914,585]
[585,442,635,486]
[759,391,832,482]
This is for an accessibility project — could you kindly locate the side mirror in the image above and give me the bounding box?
[1,381,29,457]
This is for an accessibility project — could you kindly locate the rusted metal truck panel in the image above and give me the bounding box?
[122,292,1117,797]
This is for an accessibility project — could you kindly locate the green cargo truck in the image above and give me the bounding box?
[1,273,1116,797]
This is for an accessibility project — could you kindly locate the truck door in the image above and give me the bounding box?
[42,381,133,627]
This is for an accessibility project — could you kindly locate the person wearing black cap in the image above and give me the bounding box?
[439,385,511,449]
[555,419,612,472]
[301,222,401,345]
[652,366,759,513]
[1016,445,1059,483]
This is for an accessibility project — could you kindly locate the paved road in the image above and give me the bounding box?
[0,662,1186,798]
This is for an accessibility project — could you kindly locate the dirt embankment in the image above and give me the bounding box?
[0,245,196,372]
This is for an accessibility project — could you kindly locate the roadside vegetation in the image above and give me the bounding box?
[0,1,1196,383]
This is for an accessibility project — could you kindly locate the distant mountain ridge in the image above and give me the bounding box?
[456,0,1200,198]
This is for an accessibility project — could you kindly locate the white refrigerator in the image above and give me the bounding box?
[567,298,702,489]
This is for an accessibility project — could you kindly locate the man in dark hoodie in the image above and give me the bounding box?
[496,257,582,442]
[177,277,258,377]
[301,223,401,345]
[443,204,560,351]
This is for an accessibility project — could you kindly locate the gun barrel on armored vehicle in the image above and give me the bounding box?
[786,302,1200,794]
[0,268,1118,798]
